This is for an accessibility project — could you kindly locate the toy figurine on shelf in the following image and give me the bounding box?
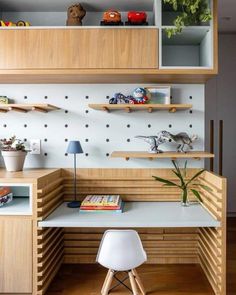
[135,131,171,153]
[66,3,86,26]
[109,93,134,104]
[101,10,123,26]
[132,88,149,104]
[0,20,30,26]
[126,11,148,26]
[168,132,198,153]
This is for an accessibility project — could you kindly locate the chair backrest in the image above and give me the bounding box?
[97,230,147,271]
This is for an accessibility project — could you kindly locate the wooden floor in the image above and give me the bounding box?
[47,218,236,295]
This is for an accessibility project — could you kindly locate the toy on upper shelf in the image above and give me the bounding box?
[0,20,30,26]
[101,10,123,26]
[108,88,149,105]
[135,131,198,153]
[126,11,148,26]
[66,3,86,26]
[0,96,9,104]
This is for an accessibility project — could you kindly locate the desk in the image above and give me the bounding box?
[38,202,220,228]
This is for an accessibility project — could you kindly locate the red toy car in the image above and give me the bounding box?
[126,11,148,25]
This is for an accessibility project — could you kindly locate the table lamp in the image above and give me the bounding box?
[66,141,83,208]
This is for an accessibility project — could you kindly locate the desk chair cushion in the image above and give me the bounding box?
[97,230,147,271]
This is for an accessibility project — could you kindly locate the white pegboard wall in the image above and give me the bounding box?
[0,84,205,168]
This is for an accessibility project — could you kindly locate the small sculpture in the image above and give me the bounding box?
[126,11,148,26]
[101,10,123,26]
[66,3,86,26]
[109,93,134,104]
[168,132,198,153]
[135,131,171,153]
[132,88,149,104]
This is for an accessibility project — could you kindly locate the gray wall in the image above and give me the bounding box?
[206,33,236,215]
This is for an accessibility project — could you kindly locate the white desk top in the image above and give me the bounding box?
[0,198,31,216]
[38,202,220,228]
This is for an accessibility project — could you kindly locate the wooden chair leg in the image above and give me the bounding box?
[102,269,114,295]
[128,271,139,295]
[101,269,111,294]
[132,269,146,295]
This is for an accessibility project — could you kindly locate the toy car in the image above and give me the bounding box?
[101,10,123,26]
[126,11,148,26]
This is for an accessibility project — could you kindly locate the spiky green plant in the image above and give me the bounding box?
[163,0,212,38]
[152,160,212,205]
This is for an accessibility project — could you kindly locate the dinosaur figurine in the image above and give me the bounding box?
[135,131,171,153]
[168,132,198,153]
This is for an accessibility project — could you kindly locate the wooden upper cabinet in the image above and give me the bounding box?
[0,28,158,70]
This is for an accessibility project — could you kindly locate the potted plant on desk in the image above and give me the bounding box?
[153,160,212,206]
[0,136,28,172]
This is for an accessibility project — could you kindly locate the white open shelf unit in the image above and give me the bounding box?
[0,183,33,215]
[0,0,214,69]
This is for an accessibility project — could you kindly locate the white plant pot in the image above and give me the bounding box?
[2,151,27,172]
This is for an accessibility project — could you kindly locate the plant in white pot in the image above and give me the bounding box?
[0,136,28,172]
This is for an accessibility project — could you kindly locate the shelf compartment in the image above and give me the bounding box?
[89,103,192,113]
[0,184,32,215]
[0,104,60,113]
[111,151,215,161]
[161,27,213,68]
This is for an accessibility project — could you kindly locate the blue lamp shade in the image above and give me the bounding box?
[66,141,83,154]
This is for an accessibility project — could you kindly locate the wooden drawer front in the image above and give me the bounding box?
[0,218,32,293]
[0,28,158,69]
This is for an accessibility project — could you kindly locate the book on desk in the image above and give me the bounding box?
[79,195,124,213]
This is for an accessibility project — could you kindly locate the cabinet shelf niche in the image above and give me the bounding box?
[111,151,215,161]
[0,104,60,113]
[88,103,192,113]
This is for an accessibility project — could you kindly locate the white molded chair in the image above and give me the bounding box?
[97,230,147,295]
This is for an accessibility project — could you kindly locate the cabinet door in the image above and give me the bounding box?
[0,28,158,69]
[0,218,32,293]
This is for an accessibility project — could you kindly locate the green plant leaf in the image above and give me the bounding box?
[152,175,179,188]
[191,189,203,202]
[184,160,188,177]
[192,183,213,192]
[186,169,205,186]
[172,160,185,187]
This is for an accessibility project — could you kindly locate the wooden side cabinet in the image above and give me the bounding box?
[0,28,158,70]
[0,218,32,293]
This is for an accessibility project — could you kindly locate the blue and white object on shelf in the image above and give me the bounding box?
[0,186,13,207]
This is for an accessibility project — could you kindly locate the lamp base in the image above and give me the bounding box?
[67,201,81,208]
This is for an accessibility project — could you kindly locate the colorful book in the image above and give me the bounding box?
[81,195,120,207]
[80,201,124,213]
[80,198,122,210]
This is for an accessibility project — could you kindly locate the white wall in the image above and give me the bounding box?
[0,84,205,169]
[206,33,236,215]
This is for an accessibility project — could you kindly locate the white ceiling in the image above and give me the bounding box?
[219,0,236,32]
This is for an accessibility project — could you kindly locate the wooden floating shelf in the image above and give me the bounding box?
[111,151,215,161]
[0,104,60,113]
[88,104,192,113]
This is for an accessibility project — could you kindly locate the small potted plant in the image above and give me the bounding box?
[163,0,212,38]
[153,160,212,206]
[0,136,28,172]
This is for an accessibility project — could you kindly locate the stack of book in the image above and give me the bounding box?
[0,187,13,207]
[80,195,124,213]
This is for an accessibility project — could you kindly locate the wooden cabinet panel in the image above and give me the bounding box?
[0,218,32,293]
[0,28,158,69]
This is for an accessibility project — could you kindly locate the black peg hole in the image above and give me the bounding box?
[3,124,7,128]
[106,139,110,142]
[65,139,68,142]
[106,96,110,99]
[85,153,89,157]
[65,124,68,128]
[85,110,89,114]
[85,139,89,142]
[65,153,68,156]
[65,96,68,100]
[44,96,48,100]
[189,124,193,128]
[106,124,110,128]
[190,110,193,114]
[127,139,130,142]
[44,153,48,156]
[127,124,130,128]
[24,138,27,142]
[85,124,89,128]
[24,124,27,128]
[148,124,151,128]
[65,110,68,114]
[85,96,89,99]
[169,124,172,128]
[106,153,110,157]
[44,124,48,128]
[24,96,27,100]
[189,96,193,100]
[44,139,47,142]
